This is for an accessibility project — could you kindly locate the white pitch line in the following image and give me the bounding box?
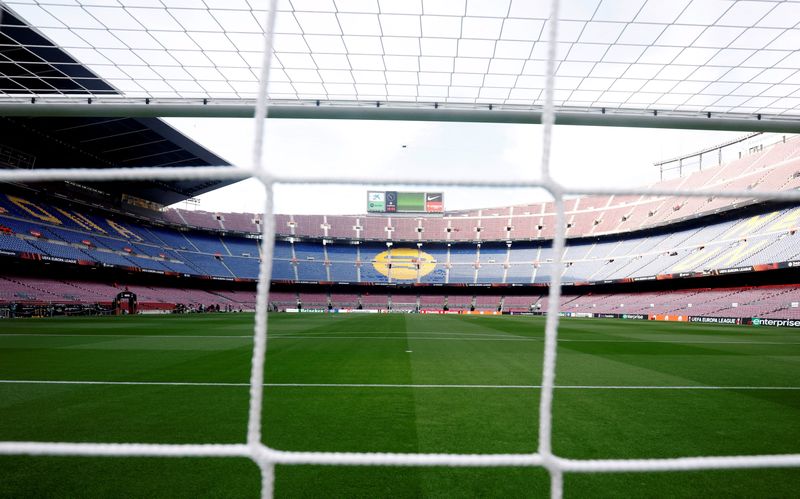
[270,336,800,345]
[270,336,539,341]
[558,338,800,345]
[1,334,800,346]
[0,334,253,339]
[0,333,535,341]
[0,331,515,339]
[0,333,524,342]
[266,383,800,390]
[275,331,520,339]
[1,380,799,390]
[0,379,248,387]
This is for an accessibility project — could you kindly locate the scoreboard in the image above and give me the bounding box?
[367,191,443,213]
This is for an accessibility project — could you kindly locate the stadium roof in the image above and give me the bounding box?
[0,115,231,204]
[0,6,233,205]
[1,0,800,131]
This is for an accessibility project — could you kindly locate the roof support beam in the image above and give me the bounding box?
[1,102,799,133]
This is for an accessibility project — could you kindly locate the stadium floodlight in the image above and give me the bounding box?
[2,1,800,499]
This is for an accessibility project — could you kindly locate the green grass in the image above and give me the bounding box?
[1,313,799,497]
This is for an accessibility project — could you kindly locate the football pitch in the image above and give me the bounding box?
[1,313,799,498]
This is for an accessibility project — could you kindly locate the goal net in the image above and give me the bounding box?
[1,1,800,498]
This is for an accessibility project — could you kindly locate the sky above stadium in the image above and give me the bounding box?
[167,118,746,214]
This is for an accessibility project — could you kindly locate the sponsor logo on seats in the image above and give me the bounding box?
[372,248,436,280]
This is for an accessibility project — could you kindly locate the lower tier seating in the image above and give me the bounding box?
[3,277,799,320]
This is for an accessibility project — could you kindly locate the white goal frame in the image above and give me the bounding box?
[1,1,800,498]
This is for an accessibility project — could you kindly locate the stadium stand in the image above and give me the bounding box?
[299,293,329,308]
[474,295,502,311]
[419,294,445,309]
[146,135,800,243]
[330,293,359,308]
[1,133,800,323]
[143,131,800,254]
[446,295,473,311]
[268,291,297,310]
[0,276,255,311]
[223,212,261,233]
[360,293,388,310]
[8,197,798,287]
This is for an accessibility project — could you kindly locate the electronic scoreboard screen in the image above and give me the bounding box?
[367,191,443,213]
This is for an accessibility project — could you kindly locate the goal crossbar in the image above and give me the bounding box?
[2,102,800,133]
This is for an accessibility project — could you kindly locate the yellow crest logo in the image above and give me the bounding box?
[372,248,436,280]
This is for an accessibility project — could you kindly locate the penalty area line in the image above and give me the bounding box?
[0,380,799,390]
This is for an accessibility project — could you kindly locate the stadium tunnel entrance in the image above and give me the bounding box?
[112,290,137,315]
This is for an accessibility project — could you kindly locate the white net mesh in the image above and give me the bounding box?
[2,1,800,498]
[3,0,800,119]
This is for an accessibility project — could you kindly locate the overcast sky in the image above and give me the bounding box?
[166,117,748,215]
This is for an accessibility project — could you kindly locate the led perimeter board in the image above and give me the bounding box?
[367,191,443,214]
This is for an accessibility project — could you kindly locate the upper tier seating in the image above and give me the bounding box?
[151,135,800,242]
